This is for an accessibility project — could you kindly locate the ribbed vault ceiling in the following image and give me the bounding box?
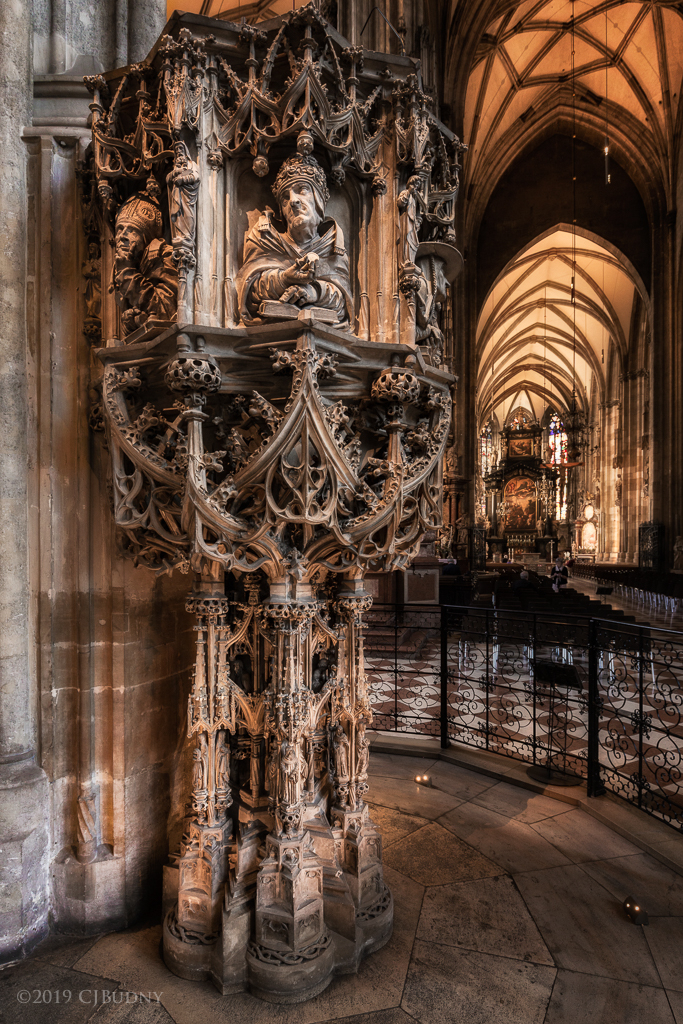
[476,227,644,428]
[462,0,664,433]
[464,0,683,200]
[170,0,303,21]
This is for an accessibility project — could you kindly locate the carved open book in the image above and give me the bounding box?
[258,300,340,324]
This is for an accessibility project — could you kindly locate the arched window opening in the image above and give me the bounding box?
[479,421,493,476]
[548,412,567,466]
[548,412,568,520]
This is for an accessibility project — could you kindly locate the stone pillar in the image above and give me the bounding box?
[127,0,167,64]
[0,0,50,962]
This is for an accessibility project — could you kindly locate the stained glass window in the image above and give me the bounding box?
[548,412,568,519]
[479,422,493,476]
[548,413,567,465]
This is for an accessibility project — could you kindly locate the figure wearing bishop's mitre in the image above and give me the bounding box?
[236,154,353,327]
[113,182,177,335]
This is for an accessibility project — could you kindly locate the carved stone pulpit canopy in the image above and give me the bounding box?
[84,2,463,1003]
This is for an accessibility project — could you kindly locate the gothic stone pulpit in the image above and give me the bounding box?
[84,4,462,1002]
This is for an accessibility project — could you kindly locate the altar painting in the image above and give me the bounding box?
[582,522,597,551]
[509,437,533,458]
[503,477,536,529]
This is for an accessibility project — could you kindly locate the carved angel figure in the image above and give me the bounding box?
[113,183,177,335]
[236,154,352,327]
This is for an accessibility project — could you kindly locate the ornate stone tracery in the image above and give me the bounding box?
[86,2,462,1003]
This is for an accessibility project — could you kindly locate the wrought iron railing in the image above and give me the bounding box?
[366,603,683,832]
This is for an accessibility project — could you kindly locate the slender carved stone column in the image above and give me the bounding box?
[0,0,50,962]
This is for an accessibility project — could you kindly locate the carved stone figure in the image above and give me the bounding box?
[311,668,324,693]
[167,140,200,255]
[333,724,350,779]
[113,183,178,335]
[249,739,260,797]
[192,745,206,791]
[414,254,448,362]
[355,721,369,778]
[199,733,209,786]
[674,536,683,571]
[216,733,230,790]
[397,175,424,265]
[266,739,279,801]
[236,154,352,327]
[280,741,307,805]
[82,240,102,324]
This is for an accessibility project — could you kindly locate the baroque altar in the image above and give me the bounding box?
[483,413,557,553]
[83,5,462,1002]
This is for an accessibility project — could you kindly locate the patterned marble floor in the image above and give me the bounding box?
[569,576,682,630]
[2,752,682,1024]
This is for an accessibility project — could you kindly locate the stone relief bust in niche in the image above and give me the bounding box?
[113,180,178,337]
[236,152,352,328]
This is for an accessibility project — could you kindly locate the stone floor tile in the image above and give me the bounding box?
[581,853,683,917]
[365,802,431,848]
[89,996,175,1023]
[366,774,462,819]
[643,918,683,992]
[514,863,661,985]
[401,938,555,1024]
[74,866,423,1024]
[440,747,520,778]
[544,970,675,1024]
[529,808,640,863]
[72,926,171,991]
[383,822,502,885]
[585,795,680,842]
[668,990,683,1024]
[416,875,554,965]
[426,762,498,802]
[34,934,105,969]
[0,957,107,1023]
[313,1010,414,1024]
[368,753,438,780]
[647,840,683,875]
[438,803,572,874]
[471,780,577,823]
